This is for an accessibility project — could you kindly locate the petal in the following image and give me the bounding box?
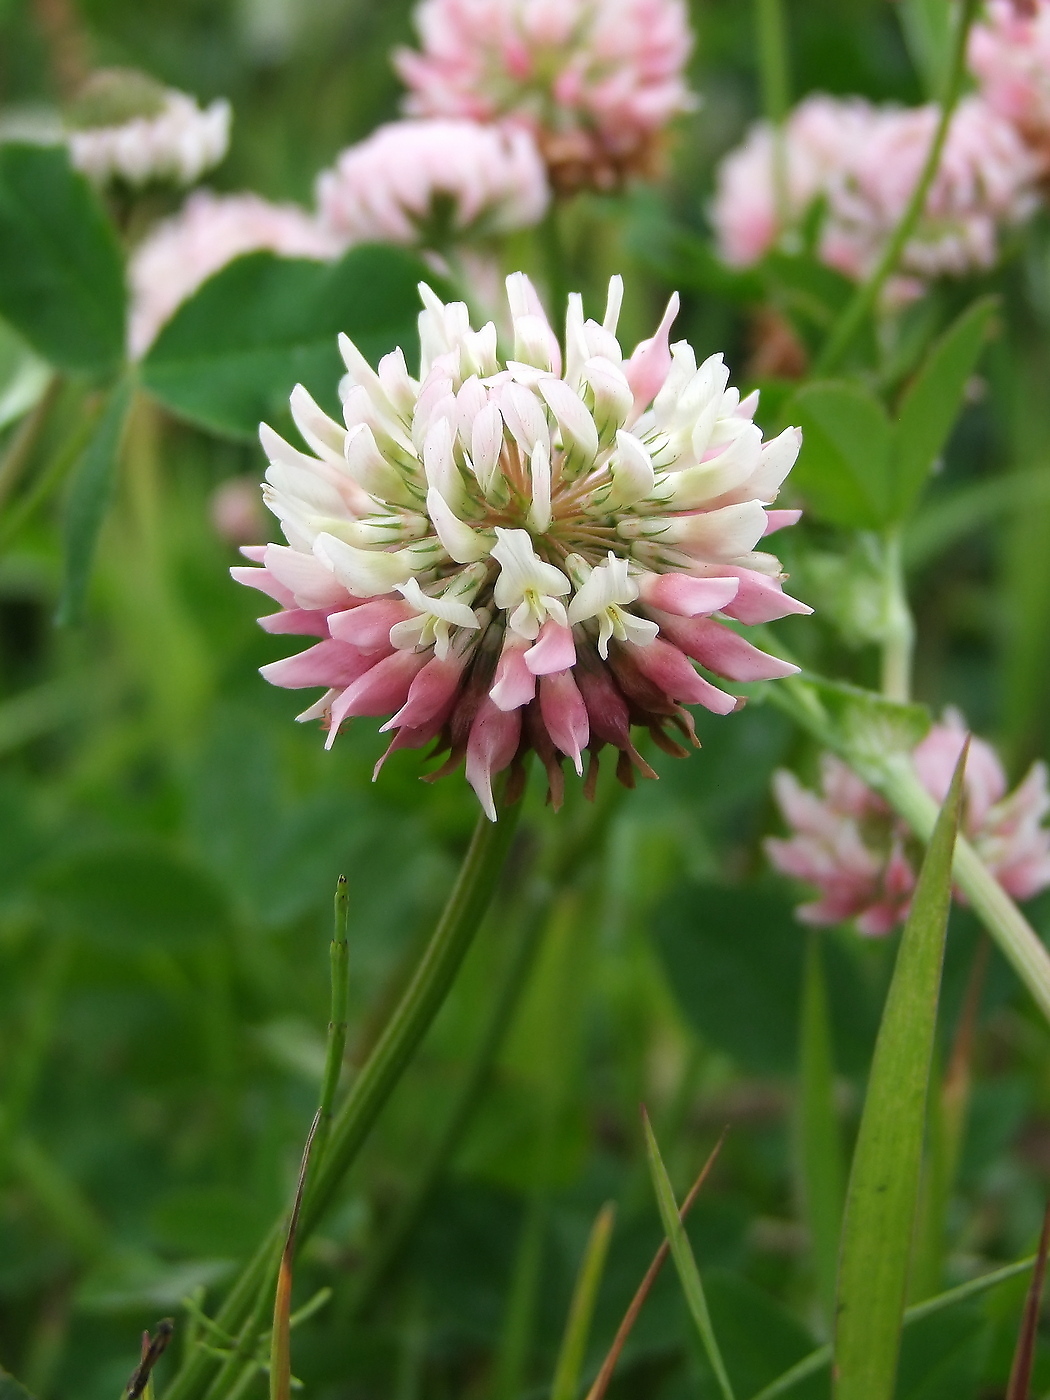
[524,619,576,676]
[540,669,589,775]
[465,698,523,820]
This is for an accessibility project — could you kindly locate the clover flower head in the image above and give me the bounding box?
[128,191,343,357]
[394,0,696,194]
[235,272,808,819]
[969,0,1050,161]
[712,93,1041,299]
[66,69,231,189]
[316,119,550,249]
[766,709,1050,935]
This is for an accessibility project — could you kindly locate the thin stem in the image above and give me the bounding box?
[162,800,522,1400]
[749,1256,1037,1400]
[762,676,1050,1027]
[348,884,545,1318]
[754,0,791,224]
[813,0,980,376]
[310,877,350,1175]
[879,759,1050,1027]
[880,529,915,704]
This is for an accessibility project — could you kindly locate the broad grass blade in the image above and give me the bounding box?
[550,1202,616,1400]
[1006,1201,1050,1400]
[586,1130,726,1400]
[643,1111,736,1400]
[797,932,843,1328]
[833,742,969,1400]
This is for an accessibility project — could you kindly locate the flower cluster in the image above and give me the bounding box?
[712,93,1040,298]
[316,119,549,248]
[394,0,695,194]
[128,191,343,357]
[66,71,230,189]
[766,710,1050,935]
[969,0,1050,164]
[235,274,807,818]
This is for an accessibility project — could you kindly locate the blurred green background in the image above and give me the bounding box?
[3,1,1050,1397]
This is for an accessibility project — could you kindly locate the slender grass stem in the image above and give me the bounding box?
[162,800,522,1400]
[813,0,980,376]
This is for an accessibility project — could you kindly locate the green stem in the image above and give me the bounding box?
[162,801,522,1400]
[764,676,1050,1026]
[749,1255,1037,1400]
[880,529,915,704]
[797,931,844,1333]
[311,876,350,1174]
[812,0,980,376]
[349,883,545,1318]
[0,373,61,513]
[0,402,96,551]
[879,759,1050,1027]
[754,0,791,224]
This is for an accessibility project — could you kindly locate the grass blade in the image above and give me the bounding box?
[749,1254,1037,1400]
[643,1111,736,1400]
[585,1130,726,1400]
[796,932,843,1329]
[833,742,968,1400]
[1006,1202,1050,1400]
[270,1112,320,1400]
[550,1202,616,1400]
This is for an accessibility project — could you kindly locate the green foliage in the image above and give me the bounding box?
[0,1371,37,1400]
[834,751,967,1400]
[0,1,1046,1396]
[644,1114,736,1400]
[55,374,134,625]
[141,245,449,441]
[893,298,998,520]
[0,145,126,374]
[789,300,996,531]
[790,381,895,530]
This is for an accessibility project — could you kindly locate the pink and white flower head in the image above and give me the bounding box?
[316,119,549,249]
[711,94,877,269]
[969,0,1050,165]
[394,0,695,195]
[66,69,230,189]
[766,709,1050,935]
[825,97,1041,292]
[128,191,343,357]
[712,94,1040,297]
[235,272,809,819]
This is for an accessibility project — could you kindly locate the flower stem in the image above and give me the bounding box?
[764,674,1050,1026]
[812,0,980,376]
[160,800,523,1400]
[880,528,915,704]
[879,757,1050,1027]
[754,0,791,224]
